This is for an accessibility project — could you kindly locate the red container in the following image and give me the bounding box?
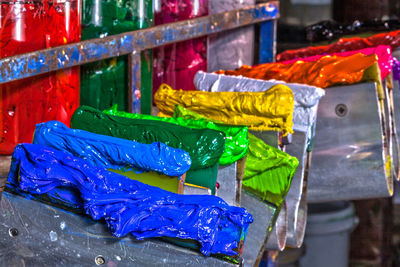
[0,0,81,154]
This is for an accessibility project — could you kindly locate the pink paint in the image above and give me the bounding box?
[280,45,393,80]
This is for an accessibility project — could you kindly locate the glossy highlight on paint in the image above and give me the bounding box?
[218,53,378,89]
[104,105,249,165]
[71,106,225,170]
[277,29,400,61]
[170,106,299,206]
[244,133,298,205]
[32,121,191,176]
[154,83,294,134]
[280,45,393,80]
[7,144,253,256]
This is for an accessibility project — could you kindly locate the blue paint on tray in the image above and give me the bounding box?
[32,121,191,177]
[7,144,253,256]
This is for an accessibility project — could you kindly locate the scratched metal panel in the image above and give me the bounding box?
[0,2,279,84]
[308,83,393,202]
[241,191,277,267]
[283,132,308,248]
[216,163,239,206]
[0,192,237,267]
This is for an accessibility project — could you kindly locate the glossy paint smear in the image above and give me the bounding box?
[172,107,299,206]
[277,29,400,61]
[7,144,253,256]
[244,133,298,206]
[71,106,225,170]
[32,121,191,176]
[104,105,249,165]
[280,45,393,80]
[154,83,294,134]
[217,53,378,89]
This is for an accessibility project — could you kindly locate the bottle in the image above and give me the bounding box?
[0,0,81,154]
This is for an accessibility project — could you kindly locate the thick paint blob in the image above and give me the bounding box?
[154,83,294,134]
[171,107,299,206]
[104,105,248,165]
[0,0,81,155]
[243,133,299,206]
[32,121,191,176]
[277,29,400,61]
[81,0,153,113]
[7,144,253,256]
[71,106,224,169]
[280,45,393,80]
[194,71,325,134]
[306,19,400,43]
[217,53,378,89]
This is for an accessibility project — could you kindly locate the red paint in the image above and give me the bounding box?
[153,0,208,94]
[0,0,81,154]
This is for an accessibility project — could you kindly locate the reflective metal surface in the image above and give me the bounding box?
[241,191,277,267]
[216,158,246,206]
[308,83,393,202]
[217,163,239,206]
[0,192,237,266]
[208,0,255,72]
[265,200,287,251]
[284,132,309,248]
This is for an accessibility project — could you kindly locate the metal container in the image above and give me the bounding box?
[308,82,393,202]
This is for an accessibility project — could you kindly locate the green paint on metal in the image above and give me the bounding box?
[71,105,225,171]
[104,105,249,165]
[243,133,298,205]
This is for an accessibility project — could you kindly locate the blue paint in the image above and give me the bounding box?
[32,121,191,177]
[7,144,253,256]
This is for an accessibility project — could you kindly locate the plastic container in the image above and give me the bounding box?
[153,0,208,93]
[0,0,81,155]
[300,202,359,267]
[80,0,153,113]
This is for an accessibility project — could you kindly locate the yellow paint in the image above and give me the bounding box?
[109,169,180,193]
[154,83,294,134]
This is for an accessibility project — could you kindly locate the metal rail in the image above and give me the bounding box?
[0,1,279,113]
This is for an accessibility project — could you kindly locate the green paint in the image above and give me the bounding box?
[110,169,180,193]
[186,164,219,195]
[81,0,153,112]
[71,105,225,171]
[243,133,298,206]
[104,105,249,165]
[164,106,298,205]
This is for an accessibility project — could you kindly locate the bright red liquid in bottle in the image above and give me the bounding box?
[0,0,81,154]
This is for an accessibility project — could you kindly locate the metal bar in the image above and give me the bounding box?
[258,19,277,63]
[0,2,279,85]
[128,52,141,114]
